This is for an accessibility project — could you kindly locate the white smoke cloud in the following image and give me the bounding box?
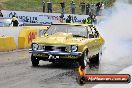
[97,0,132,63]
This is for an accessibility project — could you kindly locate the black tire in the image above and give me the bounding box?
[51,61,59,64]
[31,54,39,67]
[90,53,99,65]
[79,51,88,69]
[95,53,99,64]
[79,76,86,85]
[51,61,56,64]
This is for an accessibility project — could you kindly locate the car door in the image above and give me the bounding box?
[86,26,98,58]
[90,26,102,55]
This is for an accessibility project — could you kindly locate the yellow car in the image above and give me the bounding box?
[29,23,104,68]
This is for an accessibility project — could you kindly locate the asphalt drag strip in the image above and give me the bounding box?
[0,50,132,88]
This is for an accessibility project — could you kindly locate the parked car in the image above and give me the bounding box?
[29,23,105,68]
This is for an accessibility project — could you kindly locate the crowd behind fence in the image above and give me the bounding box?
[42,1,104,16]
[0,0,115,15]
[0,0,115,26]
[41,1,105,25]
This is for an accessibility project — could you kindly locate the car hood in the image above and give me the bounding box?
[33,32,89,45]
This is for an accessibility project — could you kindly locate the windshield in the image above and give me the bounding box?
[46,25,88,37]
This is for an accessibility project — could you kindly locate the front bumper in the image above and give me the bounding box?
[29,49,82,56]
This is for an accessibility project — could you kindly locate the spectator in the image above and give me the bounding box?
[100,2,104,15]
[88,13,97,24]
[66,15,72,23]
[47,0,52,13]
[92,14,97,24]
[0,10,3,17]
[84,16,93,24]
[88,17,93,24]
[11,15,19,26]
[80,2,85,14]
[89,12,92,19]
[86,3,90,15]
[59,13,64,23]
[74,16,77,22]
[82,19,85,24]
[42,0,45,13]
[91,3,95,15]
[60,1,65,14]
[71,0,75,14]
[96,2,102,16]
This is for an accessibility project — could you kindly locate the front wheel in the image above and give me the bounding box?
[79,51,88,69]
[31,54,39,67]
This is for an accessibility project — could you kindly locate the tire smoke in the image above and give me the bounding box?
[97,0,132,62]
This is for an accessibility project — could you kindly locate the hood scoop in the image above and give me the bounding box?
[45,32,73,43]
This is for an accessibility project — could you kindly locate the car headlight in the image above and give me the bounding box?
[71,45,78,52]
[32,43,39,51]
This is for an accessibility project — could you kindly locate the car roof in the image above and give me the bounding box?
[52,23,92,27]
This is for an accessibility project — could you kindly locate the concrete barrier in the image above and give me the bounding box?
[18,27,38,49]
[0,36,16,51]
[0,26,48,51]
[0,27,22,47]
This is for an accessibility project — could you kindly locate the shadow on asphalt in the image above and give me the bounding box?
[31,62,100,71]
[36,63,79,69]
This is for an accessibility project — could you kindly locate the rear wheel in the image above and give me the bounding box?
[31,54,39,67]
[79,51,88,69]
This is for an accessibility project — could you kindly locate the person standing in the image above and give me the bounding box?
[80,2,85,14]
[60,1,65,14]
[0,10,3,17]
[11,15,19,26]
[92,14,97,24]
[100,2,104,15]
[71,0,75,14]
[82,19,86,24]
[85,17,92,24]
[91,3,95,15]
[59,13,64,23]
[96,2,101,16]
[66,15,72,23]
[86,3,90,15]
[47,0,52,13]
[42,0,46,13]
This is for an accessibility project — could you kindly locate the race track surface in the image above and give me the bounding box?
[0,49,132,88]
